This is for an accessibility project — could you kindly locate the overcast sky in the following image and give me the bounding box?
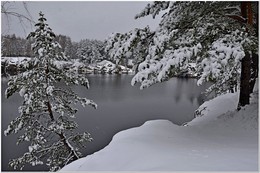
[1,1,162,42]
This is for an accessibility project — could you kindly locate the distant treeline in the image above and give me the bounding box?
[1,34,110,64]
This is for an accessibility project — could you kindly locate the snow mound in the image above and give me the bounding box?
[217,91,258,130]
[189,92,239,126]
[190,91,258,131]
[96,60,114,66]
[61,91,258,171]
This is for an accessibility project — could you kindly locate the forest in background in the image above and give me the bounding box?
[1,34,112,65]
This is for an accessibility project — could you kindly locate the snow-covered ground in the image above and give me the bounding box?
[61,88,258,171]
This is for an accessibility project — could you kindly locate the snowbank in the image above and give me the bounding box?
[61,90,258,171]
[95,60,133,74]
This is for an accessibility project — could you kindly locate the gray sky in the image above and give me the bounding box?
[1,1,162,41]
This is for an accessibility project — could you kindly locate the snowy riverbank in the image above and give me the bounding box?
[1,57,133,75]
[61,90,258,171]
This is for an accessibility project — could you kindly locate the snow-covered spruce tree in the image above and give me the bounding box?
[4,12,97,171]
[105,2,258,108]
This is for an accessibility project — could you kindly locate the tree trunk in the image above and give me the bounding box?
[237,2,253,110]
[249,53,258,93]
[250,2,259,94]
[238,52,251,109]
[45,66,79,162]
[46,100,79,162]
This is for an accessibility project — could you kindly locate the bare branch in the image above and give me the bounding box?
[1,2,35,35]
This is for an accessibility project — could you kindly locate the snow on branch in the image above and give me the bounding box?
[135,1,170,19]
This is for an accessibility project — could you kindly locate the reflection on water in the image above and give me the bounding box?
[1,74,210,171]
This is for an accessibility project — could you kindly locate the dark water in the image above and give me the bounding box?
[1,74,210,171]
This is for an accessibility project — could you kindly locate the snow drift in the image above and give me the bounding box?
[61,90,258,171]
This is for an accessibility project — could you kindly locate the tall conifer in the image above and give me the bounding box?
[4,12,97,171]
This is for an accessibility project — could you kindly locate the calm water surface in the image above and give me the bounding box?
[2,74,210,171]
